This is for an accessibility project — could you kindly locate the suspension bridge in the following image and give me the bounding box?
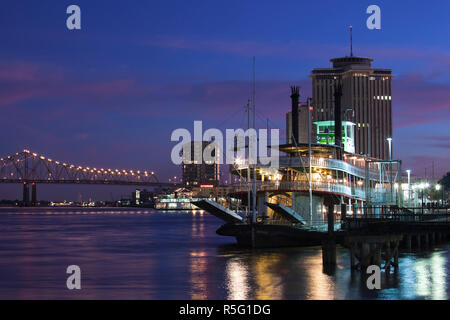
[0,149,181,204]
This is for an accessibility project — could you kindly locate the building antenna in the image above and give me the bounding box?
[349,25,353,57]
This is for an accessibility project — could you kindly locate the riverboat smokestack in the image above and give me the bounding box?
[290,86,300,144]
[334,82,343,160]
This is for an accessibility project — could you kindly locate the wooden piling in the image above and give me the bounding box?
[385,241,391,273]
[424,233,429,248]
[393,241,399,273]
[327,204,334,237]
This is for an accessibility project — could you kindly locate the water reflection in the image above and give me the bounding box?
[304,253,335,300]
[225,257,249,300]
[413,252,447,300]
[0,208,449,299]
[189,250,208,299]
[253,253,283,300]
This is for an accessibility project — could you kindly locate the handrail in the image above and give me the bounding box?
[228,181,367,199]
[235,156,394,180]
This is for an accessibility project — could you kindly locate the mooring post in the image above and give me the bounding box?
[322,203,336,272]
[361,242,370,271]
[393,241,399,273]
[417,234,421,251]
[322,240,337,272]
[385,241,392,273]
[431,232,435,246]
[424,233,429,249]
[327,204,334,236]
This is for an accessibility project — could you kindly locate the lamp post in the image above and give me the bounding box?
[436,184,441,207]
[420,183,429,214]
[420,183,424,214]
[406,169,411,204]
[386,137,393,202]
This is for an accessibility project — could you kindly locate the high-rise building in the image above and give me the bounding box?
[182,141,220,187]
[310,55,393,159]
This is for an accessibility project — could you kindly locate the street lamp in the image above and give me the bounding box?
[420,183,429,214]
[406,169,411,203]
[386,137,392,161]
[386,137,393,202]
[436,184,442,207]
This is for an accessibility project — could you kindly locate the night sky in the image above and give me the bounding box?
[0,1,449,200]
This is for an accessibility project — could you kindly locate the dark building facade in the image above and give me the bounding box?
[182,141,220,187]
[310,56,393,160]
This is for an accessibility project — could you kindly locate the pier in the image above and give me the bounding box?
[324,205,450,272]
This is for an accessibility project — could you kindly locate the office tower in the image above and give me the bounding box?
[310,55,393,159]
[182,141,220,187]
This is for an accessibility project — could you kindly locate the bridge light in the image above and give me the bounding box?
[151,172,155,175]
[32,153,37,157]
[40,156,45,160]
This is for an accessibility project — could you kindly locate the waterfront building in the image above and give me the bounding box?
[182,141,220,187]
[132,189,154,206]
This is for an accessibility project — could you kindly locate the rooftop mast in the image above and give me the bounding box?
[350,25,353,57]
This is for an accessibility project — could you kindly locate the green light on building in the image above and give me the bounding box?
[314,120,356,153]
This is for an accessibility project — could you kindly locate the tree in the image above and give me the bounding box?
[439,172,450,190]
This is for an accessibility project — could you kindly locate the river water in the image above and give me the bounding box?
[0,207,448,300]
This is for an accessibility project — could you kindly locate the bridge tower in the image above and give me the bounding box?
[22,182,30,206]
[31,182,37,206]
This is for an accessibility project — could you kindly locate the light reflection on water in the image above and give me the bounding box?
[0,207,449,300]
